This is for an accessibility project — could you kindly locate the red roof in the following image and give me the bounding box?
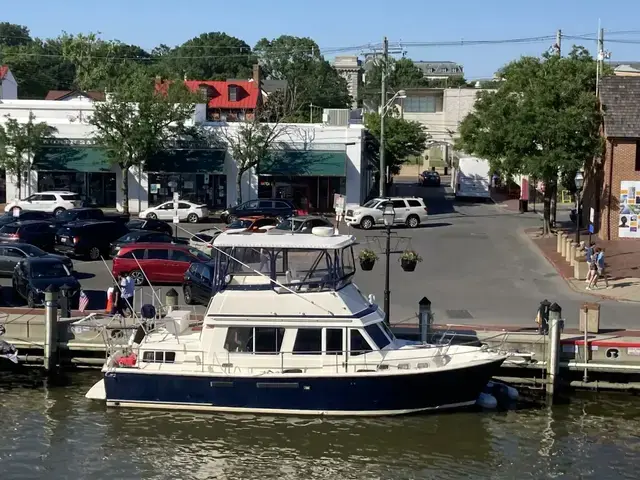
[184,80,259,110]
[0,65,9,80]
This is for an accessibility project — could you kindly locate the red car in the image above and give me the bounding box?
[112,242,212,286]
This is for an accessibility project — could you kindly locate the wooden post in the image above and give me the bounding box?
[418,297,432,344]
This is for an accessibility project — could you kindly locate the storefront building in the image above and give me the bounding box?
[1,100,368,213]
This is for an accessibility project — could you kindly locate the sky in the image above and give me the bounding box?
[5,0,640,78]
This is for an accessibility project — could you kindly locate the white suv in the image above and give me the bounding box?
[344,197,429,229]
[5,191,83,216]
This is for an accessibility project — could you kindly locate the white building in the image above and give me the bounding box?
[0,66,18,100]
[0,100,369,213]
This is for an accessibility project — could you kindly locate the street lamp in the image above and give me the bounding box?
[574,170,584,244]
[382,201,395,324]
[379,90,408,197]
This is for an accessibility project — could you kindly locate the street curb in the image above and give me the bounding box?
[517,227,640,304]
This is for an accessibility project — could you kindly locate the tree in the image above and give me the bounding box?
[254,35,351,121]
[0,22,31,47]
[0,112,57,198]
[60,33,150,91]
[456,46,602,235]
[364,112,429,178]
[165,32,254,81]
[89,71,201,213]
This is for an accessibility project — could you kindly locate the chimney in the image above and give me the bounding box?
[252,64,261,86]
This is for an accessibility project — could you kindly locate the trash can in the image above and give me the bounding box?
[519,199,529,213]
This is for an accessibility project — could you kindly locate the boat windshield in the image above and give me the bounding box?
[216,246,356,292]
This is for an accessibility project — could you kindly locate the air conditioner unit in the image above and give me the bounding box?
[322,109,350,126]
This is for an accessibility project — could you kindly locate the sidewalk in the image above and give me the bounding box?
[526,228,640,303]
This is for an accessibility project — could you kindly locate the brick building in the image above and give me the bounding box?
[599,76,640,240]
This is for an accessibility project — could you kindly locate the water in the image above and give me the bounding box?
[1,371,640,480]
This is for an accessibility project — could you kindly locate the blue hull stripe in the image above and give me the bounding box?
[208,304,379,319]
[103,359,504,414]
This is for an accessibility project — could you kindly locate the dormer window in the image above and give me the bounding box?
[199,85,211,99]
[228,85,238,102]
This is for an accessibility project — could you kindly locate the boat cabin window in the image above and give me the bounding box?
[325,328,344,355]
[224,327,285,354]
[379,321,397,342]
[349,329,374,356]
[142,351,176,363]
[293,328,322,355]
[364,323,391,349]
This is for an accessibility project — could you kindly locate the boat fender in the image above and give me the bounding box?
[488,381,519,402]
[476,392,497,409]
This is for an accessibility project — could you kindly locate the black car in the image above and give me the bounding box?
[110,230,188,257]
[125,219,173,236]
[221,199,297,224]
[0,210,52,226]
[420,171,441,187]
[55,220,130,260]
[50,207,130,228]
[183,261,215,306]
[0,220,57,251]
[0,242,73,276]
[12,257,80,308]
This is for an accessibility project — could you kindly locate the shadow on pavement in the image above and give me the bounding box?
[74,272,95,280]
[422,222,452,229]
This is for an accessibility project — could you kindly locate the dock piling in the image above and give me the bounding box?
[546,302,562,399]
[418,297,432,343]
[43,284,60,374]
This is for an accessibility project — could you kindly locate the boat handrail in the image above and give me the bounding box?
[108,342,480,374]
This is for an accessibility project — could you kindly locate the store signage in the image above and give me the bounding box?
[42,138,96,146]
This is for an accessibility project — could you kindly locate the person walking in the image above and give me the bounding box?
[120,273,135,316]
[585,242,596,285]
[588,247,610,290]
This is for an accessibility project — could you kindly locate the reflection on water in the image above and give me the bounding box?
[1,371,640,479]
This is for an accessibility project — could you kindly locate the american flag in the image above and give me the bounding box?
[79,290,89,312]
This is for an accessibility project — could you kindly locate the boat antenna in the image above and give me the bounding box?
[177,225,336,316]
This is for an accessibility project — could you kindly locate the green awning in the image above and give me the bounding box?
[32,147,112,173]
[260,150,347,177]
[145,149,225,174]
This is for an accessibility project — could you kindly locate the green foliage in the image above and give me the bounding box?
[0,22,31,47]
[89,72,201,212]
[254,35,351,120]
[456,46,602,233]
[364,112,429,175]
[0,112,57,197]
[163,32,254,81]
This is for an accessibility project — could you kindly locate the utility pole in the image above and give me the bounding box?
[596,27,604,98]
[379,36,388,197]
[556,29,562,56]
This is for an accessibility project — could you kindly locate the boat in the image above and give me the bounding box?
[86,227,506,416]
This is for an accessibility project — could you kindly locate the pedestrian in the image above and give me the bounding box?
[585,242,596,284]
[588,247,610,290]
[120,273,135,316]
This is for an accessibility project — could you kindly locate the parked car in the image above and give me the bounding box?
[0,242,73,276]
[225,216,279,234]
[220,199,300,224]
[0,210,52,227]
[4,191,83,216]
[112,243,212,286]
[12,257,80,308]
[344,197,429,229]
[110,230,188,258]
[125,219,173,236]
[419,171,441,187]
[189,228,223,254]
[269,215,333,234]
[55,220,130,260]
[50,207,130,228]
[0,220,57,250]
[183,261,215,306]
[138,201,208,223]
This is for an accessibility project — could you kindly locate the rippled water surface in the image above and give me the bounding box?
[1,371,640,479]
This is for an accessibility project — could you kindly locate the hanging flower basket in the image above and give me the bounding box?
[358,249,378,271]
[399,250,423,272]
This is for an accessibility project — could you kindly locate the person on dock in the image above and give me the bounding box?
[587,247,610,290]
[119,273,135,316]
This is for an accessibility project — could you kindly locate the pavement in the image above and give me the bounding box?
[2,181,640,331]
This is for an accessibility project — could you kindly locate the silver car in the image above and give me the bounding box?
[0,242,74,276]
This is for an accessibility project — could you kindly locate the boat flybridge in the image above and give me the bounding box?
[86,227,506,416]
